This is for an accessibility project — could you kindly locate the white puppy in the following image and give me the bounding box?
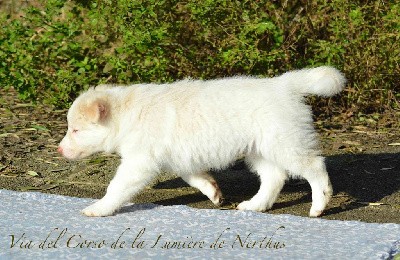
[58,66,345,217]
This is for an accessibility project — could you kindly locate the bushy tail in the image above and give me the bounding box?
[278,66,346,97]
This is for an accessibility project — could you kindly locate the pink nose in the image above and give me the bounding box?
[57,146,63,155]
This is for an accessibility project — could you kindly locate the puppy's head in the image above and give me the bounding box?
[58,89,113,160]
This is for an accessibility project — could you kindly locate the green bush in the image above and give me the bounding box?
[0,0,399,116]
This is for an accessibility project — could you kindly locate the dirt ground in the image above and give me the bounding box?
[0,88,399,223]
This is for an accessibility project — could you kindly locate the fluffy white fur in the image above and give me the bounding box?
[58,66,346,217]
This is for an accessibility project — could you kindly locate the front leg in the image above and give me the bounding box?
[82,157,157,217]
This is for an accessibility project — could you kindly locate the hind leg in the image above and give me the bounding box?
[181,172,224,206]
[237,157,288,212]
[288,156,332,217]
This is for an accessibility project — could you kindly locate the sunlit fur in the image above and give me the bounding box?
[58,66,346,217]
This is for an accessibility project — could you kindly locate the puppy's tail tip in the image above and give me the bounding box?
[282,66,346,97]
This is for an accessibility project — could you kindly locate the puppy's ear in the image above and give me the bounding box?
[83,98,110,123]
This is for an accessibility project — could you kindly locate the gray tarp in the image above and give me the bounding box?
[0,189,398,259]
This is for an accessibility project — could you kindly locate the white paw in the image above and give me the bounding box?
[212,195,224,207]
[309,208,323,217]
[81,200,116,217]
[211,188,224,206]
[309,201,327,217]
[309,191,331,217]
[236,200,268,212]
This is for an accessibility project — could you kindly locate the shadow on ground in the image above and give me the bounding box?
[151,153,400,223]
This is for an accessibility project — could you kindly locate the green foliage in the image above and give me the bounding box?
[0,0,399,115]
